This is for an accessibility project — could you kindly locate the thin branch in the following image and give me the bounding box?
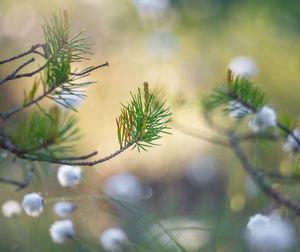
[263,171,300,182]
[18,142,134,166]
[0,43,46,65]
[239,132,280,142]
[0,168,33,191]
[1,81,61,119]
[57,151,98,160]
[70,62,109,76]
[173,121,230,148]
[1,61,109,120]
[228,131,300,216]
[0,58,36,85]
[8,63,47,81]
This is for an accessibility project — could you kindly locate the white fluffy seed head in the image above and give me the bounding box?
[57,165,82,187]
[134,0,169,19]
[21,193,43,217]
[2,200,22,217]
[228,56,258,78]
[227,100,251,118]
[283,128,300,153]
[49,219,75,244]
[103,172,150,204]
[99,228,128,252]
[53,201,75,218]
[185,155,219,187]
[248,106,277,132]
[246,214,296,251]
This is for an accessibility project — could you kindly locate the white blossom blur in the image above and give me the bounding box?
[21,193,43,217]
[145,31,178,60]
[134,0,169,19]
[49,219,75,244]
[246,214,296,251]
[57,165,82,187]
[103,172,152,204]
[53,201,75,218]
[185,155,219,187]
[227,100,251,118]
[283,128,300,153]
[248,106,277,132]
[2,200,22,217]
[228,56,258,78]
[99,227,128,252]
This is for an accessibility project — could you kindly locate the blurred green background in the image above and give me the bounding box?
[1,0,300,251]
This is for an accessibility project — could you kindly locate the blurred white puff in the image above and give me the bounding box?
[21,193,43,217]
[103,172,152,204]
[49,219,75,244]
[57,165,82,187]
[227,100,251,118]
[2,200,22,217]
[283,128,300,153]
[53,201,75,218]
[228,56,258,78]
[134,0,169,19]
[246,213,296,251]
[248,106,277,132]
[55,88,85,109]
[185,155,219,187]
[99,227,128,251]
[145,31,178,60]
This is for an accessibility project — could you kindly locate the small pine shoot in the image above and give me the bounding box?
[202,69,266,117]
[116,82,172,152]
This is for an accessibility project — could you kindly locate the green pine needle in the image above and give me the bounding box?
[202,74,266,118]
[116,82,172,152]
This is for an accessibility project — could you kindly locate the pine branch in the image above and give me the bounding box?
[69,62,109,76]
[1,80,62,119]
[0,43,46,65]
[228,131,300,216]
[18,142,134,166]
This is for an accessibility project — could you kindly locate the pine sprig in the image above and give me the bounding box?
[116,82,172,152]
[9,107,79,158]
[41,10,95,110]
[202,70,266,117]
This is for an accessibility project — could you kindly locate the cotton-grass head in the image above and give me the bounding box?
[21,193,43,217]
[103,172,152,205]
[57,165,82,187]
[2,200,22,217]
[53,201,75,218]
[99,227,128,252]
[245,213,296,251]
[49,219,75,244]
[228,56,258,78]
[248,106,277,132]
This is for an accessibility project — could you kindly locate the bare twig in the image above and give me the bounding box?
[70,62,109,76]
[57,151,98,160]
[18,142,134,166]
[0,63,47,85]
[1,61,109,120]
[173,121,230,148]
[239,132,279,142]
[1,81,61,119]
[228,131,300,216]
[263,171,300,182]
[0,168,34,191]
[0,43,46,65]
